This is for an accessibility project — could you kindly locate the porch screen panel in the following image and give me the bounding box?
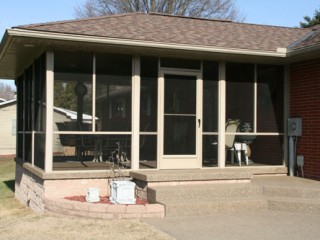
[96,53,132,132]
[257,65,284,133]
[139,56,158,169]
[53,51,93,132]
[224,63,284,167]
[225,62,254,166]
[34,53,47,132]
[226,63,254,124]
[24,66,33,163]
[250,135,283,165]
[140,56,158,132]
[34,53,47,169]
[202,61,219,167]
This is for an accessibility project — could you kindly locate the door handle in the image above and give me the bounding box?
[198,119,201,128]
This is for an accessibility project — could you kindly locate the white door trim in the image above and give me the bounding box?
[158,69,202,169]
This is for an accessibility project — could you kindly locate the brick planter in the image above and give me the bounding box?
[15,163,165,218]
[45,198,165,219]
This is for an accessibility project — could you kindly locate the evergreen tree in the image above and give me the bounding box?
[300,8,320,28]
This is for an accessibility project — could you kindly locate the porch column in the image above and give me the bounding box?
[131,55,140,170]
[45,51,54,172]
[218,61,226,168]
[284,64,290,167]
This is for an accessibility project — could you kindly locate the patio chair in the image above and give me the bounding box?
[225,119,240,165]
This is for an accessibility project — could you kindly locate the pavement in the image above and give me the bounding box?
[144,210,320,240]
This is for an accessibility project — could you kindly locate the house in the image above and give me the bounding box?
[0,99,16,156]
[0,13,319,212]
[0,99,95,157]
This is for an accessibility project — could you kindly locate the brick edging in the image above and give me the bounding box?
[44,198,165,219]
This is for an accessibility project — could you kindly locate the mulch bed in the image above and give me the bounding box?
[64,196,148,205]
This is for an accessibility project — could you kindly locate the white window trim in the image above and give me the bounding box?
[218,61,226,168]
[45,51,54,172]
[158,68,202,169]
[131,55,141,170]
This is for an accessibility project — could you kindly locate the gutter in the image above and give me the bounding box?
[287,43,320,57]
[7,28,287,58]
[0,30,12,64]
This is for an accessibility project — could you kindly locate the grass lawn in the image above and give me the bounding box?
[0,157,172,240]
[0,157,31,217]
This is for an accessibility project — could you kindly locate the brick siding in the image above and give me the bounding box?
[290,58,320,180]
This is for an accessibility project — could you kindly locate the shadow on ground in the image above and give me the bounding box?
[4,180,15,192]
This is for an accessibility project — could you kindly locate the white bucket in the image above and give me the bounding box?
[86,187,100,203]
[110,180,136,204]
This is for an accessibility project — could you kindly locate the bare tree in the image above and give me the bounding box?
[75,0,245,21]
[0,82,16,101]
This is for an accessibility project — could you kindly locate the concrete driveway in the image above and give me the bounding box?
[144,210,320,240]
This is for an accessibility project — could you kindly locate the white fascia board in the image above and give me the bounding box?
[8,28,287,58]
[286,43,320,57]
[0,31,12,62]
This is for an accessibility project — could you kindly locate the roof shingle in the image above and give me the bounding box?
[14,13,312,52]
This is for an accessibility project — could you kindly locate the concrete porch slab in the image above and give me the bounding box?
[130,167,287,184]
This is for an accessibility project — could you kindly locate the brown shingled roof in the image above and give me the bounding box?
[14,13,311,53]
[292,25,320,50]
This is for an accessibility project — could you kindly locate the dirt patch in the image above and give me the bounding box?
[0,213,174,240]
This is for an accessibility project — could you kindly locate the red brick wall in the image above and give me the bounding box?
[290,58,320,180]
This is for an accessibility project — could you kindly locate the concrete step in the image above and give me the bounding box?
[131,169,253,183]
[148,183,266,216]
[267,197,320,214]
[263,187,320,200]
[164,198,268,217]
[148,183,263,203]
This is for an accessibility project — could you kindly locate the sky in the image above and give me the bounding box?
[0,0,319,88]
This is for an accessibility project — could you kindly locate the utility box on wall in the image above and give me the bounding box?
[288,118,302,137]
[110,180,136,204]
